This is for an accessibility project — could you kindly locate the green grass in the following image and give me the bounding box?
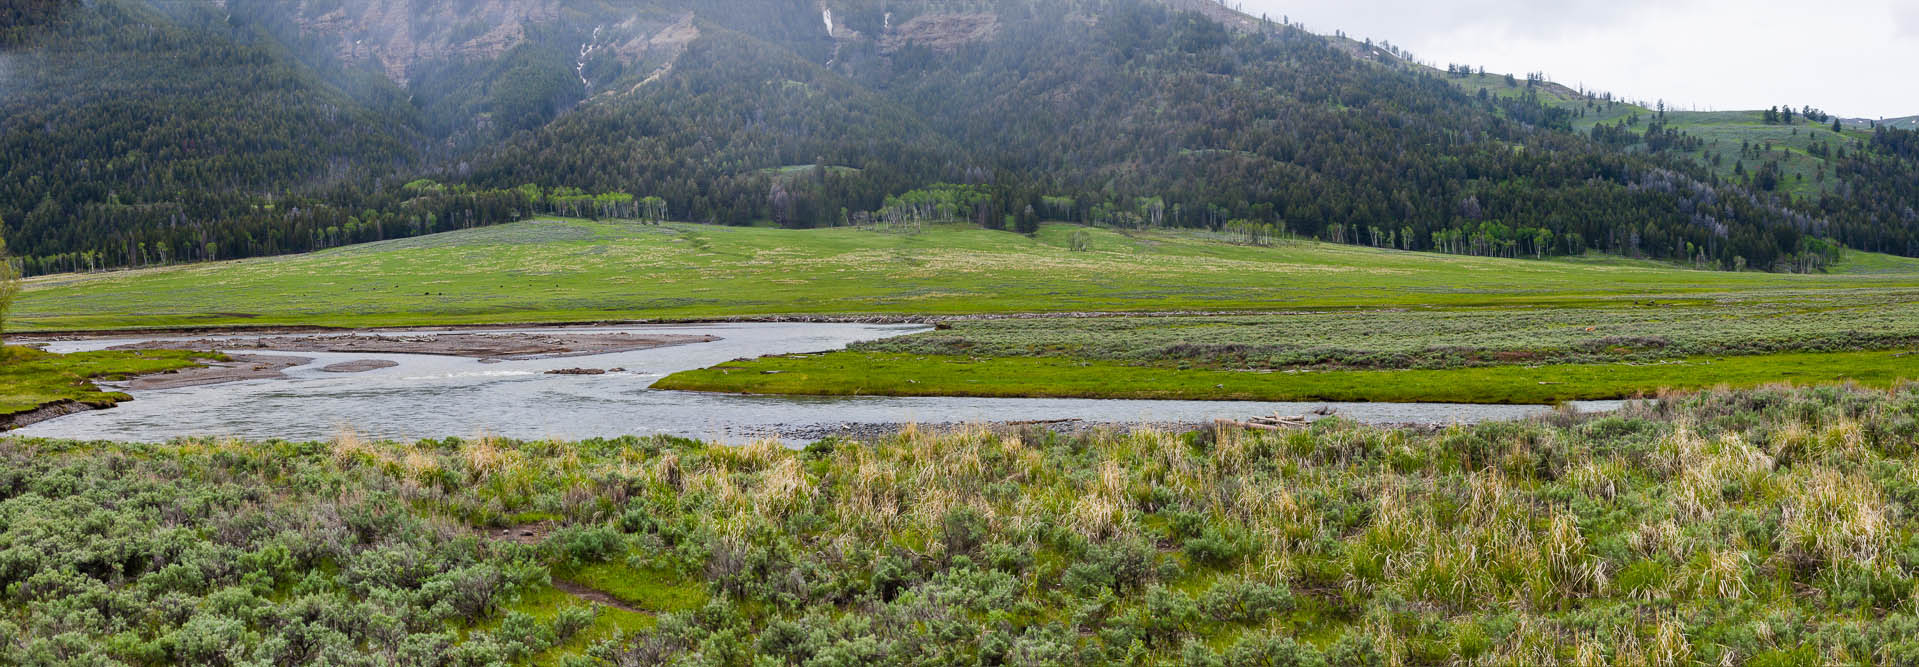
[0,346,209,415]
[25,218,1919,405]
[654,284,1919,403]
[654,349,1919,404]
[17,219,1919,331]
[565,561,708,613]
[485,585,657,665]
[1660,110,1866,198]
[851,295,1919,369]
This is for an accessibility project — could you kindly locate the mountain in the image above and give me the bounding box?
[1845,116,1919,131]
[4,0,1918,275]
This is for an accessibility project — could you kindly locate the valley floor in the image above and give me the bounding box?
[17,220,1919,331]
[16,219,1919,405]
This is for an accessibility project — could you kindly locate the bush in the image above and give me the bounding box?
[551,605,597,642]
[549,525,627,568]
[1063,538,1159,596]
[941,506,989,559]
[1199,576,1294,623]
[1224,632,1328,667]
[1182,523,1252,566]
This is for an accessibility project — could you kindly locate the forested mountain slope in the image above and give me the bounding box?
[3,0,1917,276]
[0,0,426,268]
[1434,70,1919,258]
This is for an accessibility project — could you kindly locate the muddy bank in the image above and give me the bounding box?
[107,332,719,361]
[2,400,102,431]
[320,360,400,373]
[112,354,315,390]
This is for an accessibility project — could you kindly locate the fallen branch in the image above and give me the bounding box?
[1216,417,1312,431]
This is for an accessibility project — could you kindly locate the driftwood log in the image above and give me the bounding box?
[1216,414,1313,431]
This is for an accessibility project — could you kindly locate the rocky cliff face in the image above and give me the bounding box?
[876,12,998,53]
[285,0,701,91]
[292,0,563,85]
[281,0,1235,91]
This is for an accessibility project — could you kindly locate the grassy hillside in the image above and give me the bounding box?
[16,219,1919,331]
[10,386,1919,663]
[1660,110,1866,198]
[1442,72,1885,199]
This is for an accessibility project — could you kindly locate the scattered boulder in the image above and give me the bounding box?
[546,368,608,375]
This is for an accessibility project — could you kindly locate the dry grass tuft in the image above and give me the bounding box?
[1779,467,1891,567]
[753,457,814,518]
[461,434,519,480]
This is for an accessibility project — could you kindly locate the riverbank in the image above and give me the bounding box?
[655,349,1919,404]
[0,346,211,430]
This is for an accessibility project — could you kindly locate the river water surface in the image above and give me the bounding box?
[17,323,1621,443]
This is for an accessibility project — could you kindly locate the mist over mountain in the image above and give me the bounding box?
[3,0,1918,274]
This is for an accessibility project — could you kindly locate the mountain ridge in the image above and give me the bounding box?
[3,0,1917,275]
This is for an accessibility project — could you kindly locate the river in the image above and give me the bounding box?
[16,323,1622,443]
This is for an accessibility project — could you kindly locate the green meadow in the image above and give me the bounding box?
[15,219,1919,332]
[651,295,1919,403]
[655,349,1919,404]
[19,218,1919,404]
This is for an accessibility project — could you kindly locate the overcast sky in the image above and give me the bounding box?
[1236,0,1919,119]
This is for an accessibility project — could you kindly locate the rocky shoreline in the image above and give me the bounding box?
[0,400,104,431]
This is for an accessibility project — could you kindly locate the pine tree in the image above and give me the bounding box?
[0,228,16,347]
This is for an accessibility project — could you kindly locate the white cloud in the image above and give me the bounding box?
[1897,5,1919,37]
[1237,0,1919,118]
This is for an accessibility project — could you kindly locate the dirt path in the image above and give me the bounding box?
[553,579,650,615]
[477,522,652,615]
